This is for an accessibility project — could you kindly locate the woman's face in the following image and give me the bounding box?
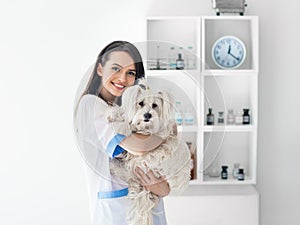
[97,51,137,99]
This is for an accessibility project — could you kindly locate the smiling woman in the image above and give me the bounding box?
[73,41,169,225]
[97,51,137,102]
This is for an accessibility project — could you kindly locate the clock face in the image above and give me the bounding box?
[212,36,246,69]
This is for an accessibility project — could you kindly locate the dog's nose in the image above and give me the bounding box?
[143,112,152,121]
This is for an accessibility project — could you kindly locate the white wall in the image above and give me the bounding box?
[0,0,299,225]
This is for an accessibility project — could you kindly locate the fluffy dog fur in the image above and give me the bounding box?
[107,81,191,225]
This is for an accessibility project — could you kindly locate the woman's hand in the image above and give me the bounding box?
[134,167,170,197]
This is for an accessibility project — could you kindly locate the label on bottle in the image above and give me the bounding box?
[221,172,228,179]
[207,116,214,125]
[243,116,250,123]
[176,61,184,69]
[238,173,245,181]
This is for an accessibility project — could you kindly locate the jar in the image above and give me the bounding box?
[237,168,245,181]
[227,109,235,125]
[235,110,243,125]
[221,165,228,179]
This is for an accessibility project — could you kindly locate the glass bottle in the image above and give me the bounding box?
[186,45,196,70]
[243,108,250,124]
[237,168,245,181]
[232,163,240,179]
[227,109,235,125]
[206,108,214,125]
[235,110,243,125]
[221,165,228,179]
[184,107,194,125]
[176,53,184,70]
[175,101,183,125]
[218,111,224,124]
[168,46,176,70]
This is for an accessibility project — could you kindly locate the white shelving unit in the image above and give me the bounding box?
[144,16,259,186]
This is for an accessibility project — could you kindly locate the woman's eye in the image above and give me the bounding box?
[127,71,136,77]
[152,103,158,108]
[112,67,121,72]
[139,101,144,107]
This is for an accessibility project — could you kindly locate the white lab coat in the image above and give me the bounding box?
[74,94,167,225]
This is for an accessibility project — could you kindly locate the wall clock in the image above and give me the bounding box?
[212,35,246,69]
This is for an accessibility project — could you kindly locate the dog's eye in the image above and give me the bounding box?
[152,103,158,108]
[139,101,144,107]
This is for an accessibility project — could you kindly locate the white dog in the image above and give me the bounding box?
[108,80,191,225]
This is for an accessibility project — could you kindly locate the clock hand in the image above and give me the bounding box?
[227,45,231,54]
[228,52,240,61]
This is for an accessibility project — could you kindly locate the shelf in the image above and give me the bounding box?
[146,69,199,77]
[146,16,258,187]
[181,184,258,196]
[202,70,258,76]
[203,125,256,132]
[201,16,258,71]
[189,177,255,185]
[202,175,255,185]
[178,125,198,133]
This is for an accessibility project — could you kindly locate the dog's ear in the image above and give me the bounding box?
[157,90,173,121]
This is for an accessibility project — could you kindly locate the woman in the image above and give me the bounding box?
[74,41,169,225]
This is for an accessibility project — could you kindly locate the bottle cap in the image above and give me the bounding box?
[234,163,240,168]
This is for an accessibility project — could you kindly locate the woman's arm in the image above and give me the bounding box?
[119,133,163,156]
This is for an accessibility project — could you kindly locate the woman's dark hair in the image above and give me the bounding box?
[83,41,145,96]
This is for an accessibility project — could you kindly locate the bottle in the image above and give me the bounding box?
[175,101,183,125]
[206,108,214,125]
[155,45,161,70]
[184,107,194,125]
[186,45,196,69]
[218,111,224,124]
[232,163,240,179]
[221,165,228,179]
[235,110,243,125]
[176,53,184,70]
[227,109,235,125]
[243,108,250,124]
[237,168,245,181]
[168,46,176,70]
